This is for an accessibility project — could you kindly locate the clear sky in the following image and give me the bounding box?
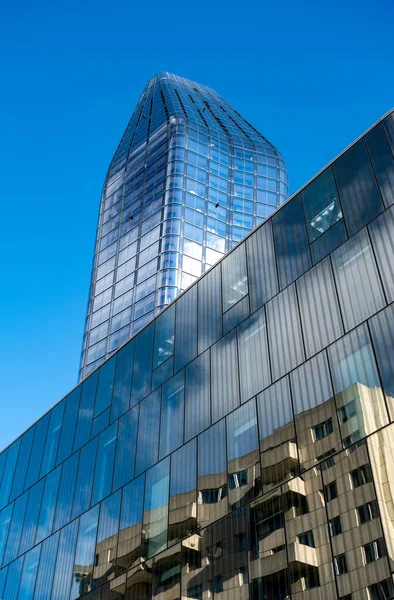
[0,0,393,450]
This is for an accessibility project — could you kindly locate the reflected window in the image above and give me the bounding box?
[169,440,197,545]
[302,167,342,242]
[198,421,228,528]
[118,475,144,572]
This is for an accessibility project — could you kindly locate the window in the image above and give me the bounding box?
[339,400,357,423]
[358,500,379,524]
[213,575,223,594]
[334,554,347,575]
[313,418,334,441]
[303,568,320,590]
[340,595,352,600]
[368,578,394,600]
[351,464,373,489]
[302,166,342,242]
[257,512,283,540]
[324,481,338,502]
[317,450,336,471]
[329,516,342,537]
[298,530,315,548]
[364,538,386,564]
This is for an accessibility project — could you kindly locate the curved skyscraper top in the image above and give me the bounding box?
[79,72,288,379]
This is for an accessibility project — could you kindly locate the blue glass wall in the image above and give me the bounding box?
[0,110,394,600]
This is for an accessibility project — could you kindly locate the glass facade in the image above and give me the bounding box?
[0,109,393,600]
[79,72,288,379]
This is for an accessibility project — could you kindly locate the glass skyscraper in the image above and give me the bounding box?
[80,72,288,380]
[1,109,394,600]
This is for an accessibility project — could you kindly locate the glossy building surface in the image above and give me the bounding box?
[79,72,288,380]
[0,109,394,600]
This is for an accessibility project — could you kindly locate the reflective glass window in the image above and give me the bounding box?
[331,228,385,332]
[365,123,394,208]
[56,387,81,465]
[246,220,278,312]
[72,437,98,519]
[92,422,118,505]
[368,205,394,303]
[154,304,175,369]
[198,420,227,528]
[4,494,27,565]
[0,440,21,509]
[2,556,23,600]
[93,490,121,587]
[266,283,305,381]
[54,453,79,531]
[369,304,394,420]
[111,339,134,422]
[143,458,170,557]
[118,475,144,572]
[70,506,99,599]
[273,194,311,289]
[174,284,197,372]
[297,257,343,359]
[160,370,185,459]
[19,479,44,555]
[40,401,64,478]
[333,138,384,236]
[169,440,197,545]
[310,218,348,265]
[197,265,222,354]
[135,389,161,475]
[95,356,116,417]
[221,243,248,311]
[185,350,211,442]
[35,465,61,544]
[31,531,59,600]
[226,400,260,510]
[51,519,79,600]
[25,415,48,491]
[132,322,154,404]
[211,330,240,423]
[302,167,342,242]
[0,504,12,564]
[113,406,138,491]
[73,370,99,452]
[10,426,34,501]
[237,307,270,403]
[328,324,389,445]
[18,545,41,600]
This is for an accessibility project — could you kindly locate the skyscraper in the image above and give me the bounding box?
[79,72,288,380]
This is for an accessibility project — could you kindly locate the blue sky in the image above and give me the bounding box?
[0,0,393,450]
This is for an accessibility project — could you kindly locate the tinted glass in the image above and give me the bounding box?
[302,167,342,242]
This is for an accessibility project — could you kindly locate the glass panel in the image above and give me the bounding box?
[70,506,99,599]
[92,423,118,505]
[10,426,34,501]
[118,475,144,572]
[198,420,227,529]
[160,371,185,459]
[333,138,384,236]
[226,400,260,510]
[135,389,161,475]
[93,490,121,587]
[19,480,44,555]
[32,528,59,600]
[365,123,394,208]
[154,304,175,369]
[143,458,170,557]
[296,256,344,359]
[113,405,138,491]
[169,440,197,545]
[221,243,248,311]
[25,415,49,491]
[246,219,278,312]
[369,304,394,420]
[257,376,298,491]
[302,167,342,242]
[18,545,41,600]
[3,556,23,600]
[72,438,98,519]
[4,494,27,564]
[223,295,249,335]
[328,324,389,447]
[73,370,99,452]
[272,194,311,289]
[368,205,394,303]
[0,504,15,565]
[185,350,211,442]
[0,440,21,509]
[57,387,81,465]
[211,330,240,423]
[174,285,197,372]
[40,402,64,478]
[95,356,116,417]
[197,265,222,354]
[383,112,394,153]
[111,339,134,422]
[237,307,270,403]
[132,322,154,405]
[291,351,341,470]
[310,218,348,265]
[51,519,79,600]
[91,407,110,438]
[54,453,79,531]
[331,228,385,331]
[266,283,305,381]
[35,466,61,544]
